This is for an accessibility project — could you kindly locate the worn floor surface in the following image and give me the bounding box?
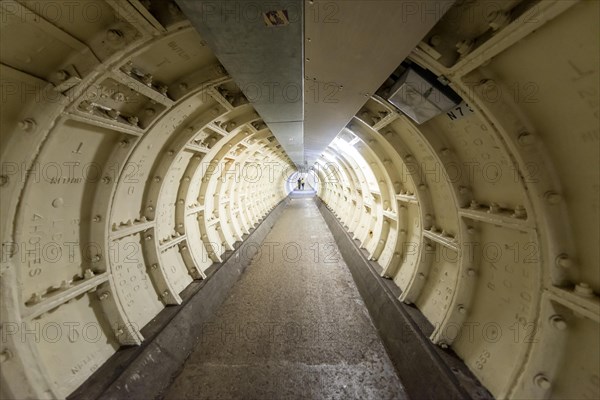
[163,195,406,399]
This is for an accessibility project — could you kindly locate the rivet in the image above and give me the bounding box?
[467,268,476,277]
[154,176,161,183]
[555,254,573,269]
[99,292,109,301]
[102,176,111,184]
[0,350,12,363]
[18,118,36,132]
[518,131,536,146]
[549,315,567,330]
[92,215,102,223]
[145,235,153,241]
[458,305,467,314]
[52,198,64,208]
[429,35,442,47]
[119,140,129,148]
[55,70,69,81]
[112,92,125,102]
[106,29,124,42]
[544,191,561,205]
[533,374,551,390]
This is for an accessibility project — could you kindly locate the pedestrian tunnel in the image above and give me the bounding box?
[0,1,598,399]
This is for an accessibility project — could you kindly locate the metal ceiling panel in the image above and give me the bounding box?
[303,0,454,165]
[176,0,305,164]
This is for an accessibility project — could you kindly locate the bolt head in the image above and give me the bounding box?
[574,282,594,297]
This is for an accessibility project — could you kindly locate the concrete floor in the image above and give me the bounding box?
[163,195,407,399]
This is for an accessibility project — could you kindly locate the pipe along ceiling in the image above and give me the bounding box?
[0,0,598,399]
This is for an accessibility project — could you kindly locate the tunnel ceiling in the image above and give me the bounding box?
[175,0,305,164]
[176,0,454,166]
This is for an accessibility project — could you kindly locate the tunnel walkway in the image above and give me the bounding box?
[162,193,407,399]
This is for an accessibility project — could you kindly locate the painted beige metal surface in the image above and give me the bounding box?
[316,1,599,399]
[0,1,292,397]
[303,0,454,165]
[0,0,598,399]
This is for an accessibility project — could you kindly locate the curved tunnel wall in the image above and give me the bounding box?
[0,2,293,397]
[0,1,598,399]
[316,1,599,399]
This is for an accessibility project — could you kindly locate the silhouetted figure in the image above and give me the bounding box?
[301,178,305,190]
[297,177,301,190]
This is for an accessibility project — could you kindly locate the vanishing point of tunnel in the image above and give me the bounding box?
[0,1,598,399]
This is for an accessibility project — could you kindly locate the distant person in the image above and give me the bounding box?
[301,178,305,190]
[297,177,301,190]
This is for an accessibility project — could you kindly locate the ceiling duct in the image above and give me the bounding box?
[387,66,461,124]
